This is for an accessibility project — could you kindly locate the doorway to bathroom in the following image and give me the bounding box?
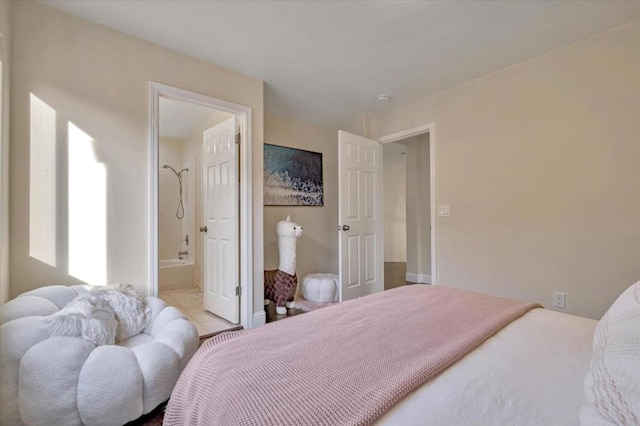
[150,83,254,336]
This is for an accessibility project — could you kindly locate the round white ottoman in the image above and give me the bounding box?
[0,285,199,426]
[301,273,339,303]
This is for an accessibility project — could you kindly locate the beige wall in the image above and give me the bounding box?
[264,114,338,281]
[383,143,406,262]
[10,2,265,318]
[370,21,640,319]
[416,134,431,279]
[403,133,431,282]
[336,114,371,139]
[0,0,10,305]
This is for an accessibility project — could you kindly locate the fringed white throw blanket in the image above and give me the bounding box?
[43,283,151,345]
[165,285,541,426]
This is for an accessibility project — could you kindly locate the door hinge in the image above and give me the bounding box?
[235,286,241,296]
[235,133,241,145]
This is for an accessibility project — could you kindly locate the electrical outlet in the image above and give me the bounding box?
[553,292,566,309]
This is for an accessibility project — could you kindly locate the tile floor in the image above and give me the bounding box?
[161,265,412,336]
[159,287,239,337]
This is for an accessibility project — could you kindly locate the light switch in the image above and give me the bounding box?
[439,205,450,217]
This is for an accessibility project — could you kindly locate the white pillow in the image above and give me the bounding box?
[582,281,640,425]
[91,283,151,342]
[44,295,117,346]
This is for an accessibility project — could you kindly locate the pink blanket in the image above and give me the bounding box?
[165,285,541,425]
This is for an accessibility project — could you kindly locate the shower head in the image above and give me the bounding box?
[162,164,188,177]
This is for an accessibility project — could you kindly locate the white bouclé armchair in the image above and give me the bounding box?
[0,285,199,426]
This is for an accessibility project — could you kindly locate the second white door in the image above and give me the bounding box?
[338,130,384,301]
[202,117,239,324]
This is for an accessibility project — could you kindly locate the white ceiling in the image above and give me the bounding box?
[43,1,640,128]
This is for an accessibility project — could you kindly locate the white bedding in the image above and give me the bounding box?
[378,308,597,425]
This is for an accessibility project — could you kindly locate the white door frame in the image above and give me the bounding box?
[149,82,255,329]
[378,123,437,285]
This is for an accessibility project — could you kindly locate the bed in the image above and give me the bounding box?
[165,282,639,426]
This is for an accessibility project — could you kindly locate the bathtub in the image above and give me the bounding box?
[159,259,194,292]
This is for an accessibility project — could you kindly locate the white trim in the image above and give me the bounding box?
[252,310,266,327]
[149,82,255,329]
[429,124,437,285]
[149,85,159,298]
[405,273,431,284]
[378,122,437,285]
[378,124,432,144]
[0,6,10,306]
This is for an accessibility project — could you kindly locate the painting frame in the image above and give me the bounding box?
[264,143,324,206]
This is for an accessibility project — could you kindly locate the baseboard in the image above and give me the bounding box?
[406,273,431,284]
[251,310,266,327]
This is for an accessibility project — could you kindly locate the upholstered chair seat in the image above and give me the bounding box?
[0,285,198,426]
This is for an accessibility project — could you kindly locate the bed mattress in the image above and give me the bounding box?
[378,308,597,425]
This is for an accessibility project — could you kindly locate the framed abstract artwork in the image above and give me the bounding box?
[264,144,323,206]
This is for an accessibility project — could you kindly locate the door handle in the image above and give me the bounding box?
[199,226,208,233]
[342,225,350,231]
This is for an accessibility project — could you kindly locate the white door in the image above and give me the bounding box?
[338,130,384,301]
[201,117,239,323]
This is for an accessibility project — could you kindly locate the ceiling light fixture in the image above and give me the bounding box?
[376,94,390,103]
